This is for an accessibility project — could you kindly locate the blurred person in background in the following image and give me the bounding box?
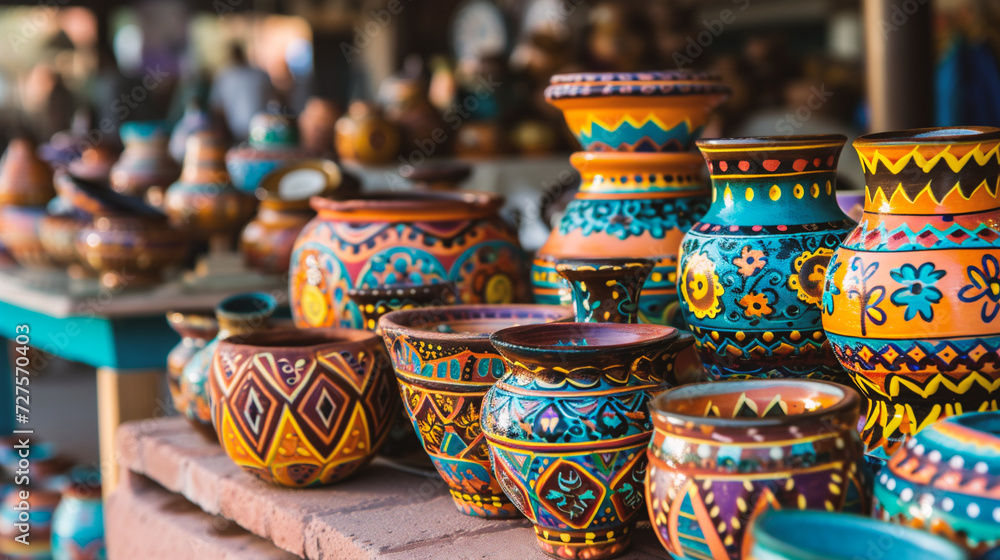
[208,43,276,141]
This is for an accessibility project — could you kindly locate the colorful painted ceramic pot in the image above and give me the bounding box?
[533,151,712,326]
[0,205,55,269]
[0,137,56,206]
[482,322,693,559]
[874,411,1000,556]
[226,108,312,194]
[290,191,526,329]
[51,481,105,560]
[180,292,276,440]
[645,379,871,560]
[349,282,458,333]
[209,327,399,487]
[166,310,218,412]
[110,120,181,202]
[77,212,187,289]
[822,127,1000,458]
[556,258,654,323]
[0,486,61,559]
[745,510,968,560]
[298,97,341,157]
[67,144,118,185]
[379,304,572,518]
[544,71,729,152]
[39,210,93,276]
[169,100,218,163]
[678,136,856,381]
[334,100,401,165]
[240,159,358,275]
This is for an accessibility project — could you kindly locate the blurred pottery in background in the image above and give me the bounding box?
[0,137,56,206]
[379,67,451,158]
[399,161,471,192]
[679,136,855,381]
[646,379,870,560]
[209,327,399,487]
[0,486,61,559]
[380,304,571,518]
[298,97,341,157]
[482,322,692,559]
[510,119,557,156]
[823,127,1000,459]
[77,212,187,289]
[226,106,312,194]
[455,121,505,158]
[874,411,1000,556]
[110,121,180,204]
[180,292,276,440]
[166,310,219,411]
[67,143,118,184]
[744,510,968,560]
[169,100,219,163]
[51,479,105,560]
[556,258,653,324]
[0,205,56,269]
[240,159,357,275]
[39,210,94,277]
[290,191,526,329]
[334,101,400,165]
[164,132,256,249]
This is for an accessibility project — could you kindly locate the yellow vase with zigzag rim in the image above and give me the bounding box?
[822,127,1000,461]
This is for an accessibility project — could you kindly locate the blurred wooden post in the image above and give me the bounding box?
[98,367,163,497]
[863,0,934,131]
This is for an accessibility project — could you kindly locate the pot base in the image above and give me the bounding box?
[533,525,632,560]
[448,491,520,518]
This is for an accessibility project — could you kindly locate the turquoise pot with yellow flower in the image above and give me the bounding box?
[677,135,856,380]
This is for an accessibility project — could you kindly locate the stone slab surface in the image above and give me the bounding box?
[115,417,665,559]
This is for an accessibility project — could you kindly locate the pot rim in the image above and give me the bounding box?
[549,70,723,84]
[309,190,504,221]
[750,510,968,560]
[545,81,731,102]
[219,326,379,351]
[649,379,859,428]
[696,134,848,150]
[379,304,572,342]
[215,292,278,322]
[490,322,678,357]
[853,126,1000,147]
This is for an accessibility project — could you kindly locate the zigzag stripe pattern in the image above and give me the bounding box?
[841,219,1000,251]
[857,142,1000,175]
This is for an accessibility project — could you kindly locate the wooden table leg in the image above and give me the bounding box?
[97,367,164,496]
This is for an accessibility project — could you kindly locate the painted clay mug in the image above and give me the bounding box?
[290,191,526,330]
[556,258,654,324]
[481,322,693,559]
[646,379,870,560]
[379,304,572,518]
[209,327,399,487]
[874,411,1000,556]
[744,510,968,560]
[679,135,855,381]
[822,127,1000,459]
[179,292,276,439]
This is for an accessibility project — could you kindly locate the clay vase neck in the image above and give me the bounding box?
[696,135,849,226]
[215,293,277,338]
[556,258,654,323]
[854,126,1000,217]
[310,191,502,222]
[568,151,707,201]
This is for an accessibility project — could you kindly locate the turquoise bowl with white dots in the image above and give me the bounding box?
[874,411,1000,556]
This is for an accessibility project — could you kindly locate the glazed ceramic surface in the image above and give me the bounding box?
[334,100,401,165]
[180,292,276,440]
[350,283,458,333]
[874,411,1000,555]
[209,327,399,487]
[646,379,870,560]
[51,483,105,560]
[679,136,855,381]
[290,191,526,330]
[76,213,187,289]
[39,211,92,274]
[533,151,713,326]
[545,71,729,152]
[822,127,1000,458]
[226,108,312,194]
[745,510,968,560]
[166,310,218,412]
[110,121,180,200]
[556,258,654,324]
[379,304,572,518]
[481,322,691,559]
[0,137,55,206]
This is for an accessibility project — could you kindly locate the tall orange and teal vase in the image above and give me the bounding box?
[823,127,1000,460]
[532,72,729,326]
[678,136,855,381]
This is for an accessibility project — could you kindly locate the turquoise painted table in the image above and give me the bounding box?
[0,267,285,493]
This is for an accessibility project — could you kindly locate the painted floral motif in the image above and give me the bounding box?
[681,252,724,319]
[788,248,833,306]
[889,263,946,322]
[958,254,1000,322]
[822,257,842,315]
[733,245,767,276]
[739,292,773,317]
[845,256,886,336]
